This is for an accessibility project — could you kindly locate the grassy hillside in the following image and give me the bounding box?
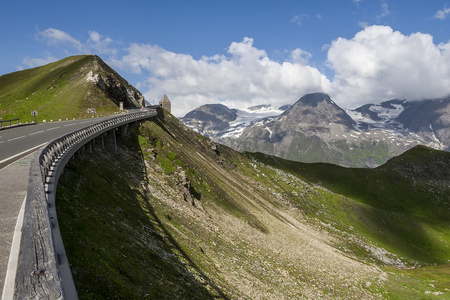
[248,146,450,265]
[56,110,450,299]
[0,55,140,123]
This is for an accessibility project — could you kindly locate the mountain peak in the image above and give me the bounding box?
[184,104,237,122]
[283,92,355,129]
[295,92,334,107]
[0,55,144,122]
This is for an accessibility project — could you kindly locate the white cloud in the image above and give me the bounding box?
[114,37,331,116]
[26,28,117,70]
[27,26,450,116]
[358,21,369,29]
[87,31,116,55]
[291,14,308,25]
[434,5,450,20]
[290,48,312,65]
[36,28,116,55]
[88,31,102,43]
[37,28,83,50]
[379,1,390,18]
[20,53,58,69]
[327,25,450,108]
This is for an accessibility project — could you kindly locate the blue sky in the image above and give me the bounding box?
[2,1,450,116]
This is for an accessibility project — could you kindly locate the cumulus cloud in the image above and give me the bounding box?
[327,25,450,107]
[290,48,313,64]
[27,26,450,116]
[113,37,331,116]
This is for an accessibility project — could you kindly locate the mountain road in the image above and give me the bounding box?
[0,113,137,298]
[0,116,122,169]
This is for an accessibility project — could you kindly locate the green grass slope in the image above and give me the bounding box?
[0,55,140,123]
[56,110,450,299]
[249,146,450,265]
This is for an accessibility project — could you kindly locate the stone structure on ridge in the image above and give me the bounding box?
[159,95,171,113]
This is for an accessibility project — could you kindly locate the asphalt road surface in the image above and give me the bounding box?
[0,116,120,170]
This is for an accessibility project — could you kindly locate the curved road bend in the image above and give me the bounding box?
[0,115,123,169]
[0,115,129,297]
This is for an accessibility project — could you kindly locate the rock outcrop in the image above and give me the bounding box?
[85,55,144,108]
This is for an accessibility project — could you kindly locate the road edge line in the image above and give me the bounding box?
[1,195,26,300]
[0,143,47,169]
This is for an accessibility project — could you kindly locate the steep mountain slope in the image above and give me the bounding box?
[56,110,450,299]
[0,55,143,122]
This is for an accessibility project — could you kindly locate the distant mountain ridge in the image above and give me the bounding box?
[181,93,450,167]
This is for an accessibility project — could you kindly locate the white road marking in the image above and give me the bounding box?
[1,196,26,300]
[28,130,44,136]
[7,135,26,142]
[0,143,47,166]
[46,126,61,131]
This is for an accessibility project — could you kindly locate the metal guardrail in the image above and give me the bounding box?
[12,109,158,299]
[0,118,21,128]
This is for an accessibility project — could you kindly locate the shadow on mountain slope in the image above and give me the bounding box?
[56,124,228,299]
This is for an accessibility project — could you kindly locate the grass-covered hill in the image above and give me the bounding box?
[249,145,450,265]
[0,55,143,123]
[56,109,450,299]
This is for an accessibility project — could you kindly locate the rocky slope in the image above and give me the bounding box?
[0,55,143,122]
[56,110,450,299]
[182,93,450,167]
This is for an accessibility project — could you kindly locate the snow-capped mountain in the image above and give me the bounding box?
[181,104,288,139]
[180,93,450,167]
[348,98,449,150]
[346,99,408,130]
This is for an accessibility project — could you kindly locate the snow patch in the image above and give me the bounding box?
[266,127,273,140]
[85,70,99,83]
[369,104,405,120]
